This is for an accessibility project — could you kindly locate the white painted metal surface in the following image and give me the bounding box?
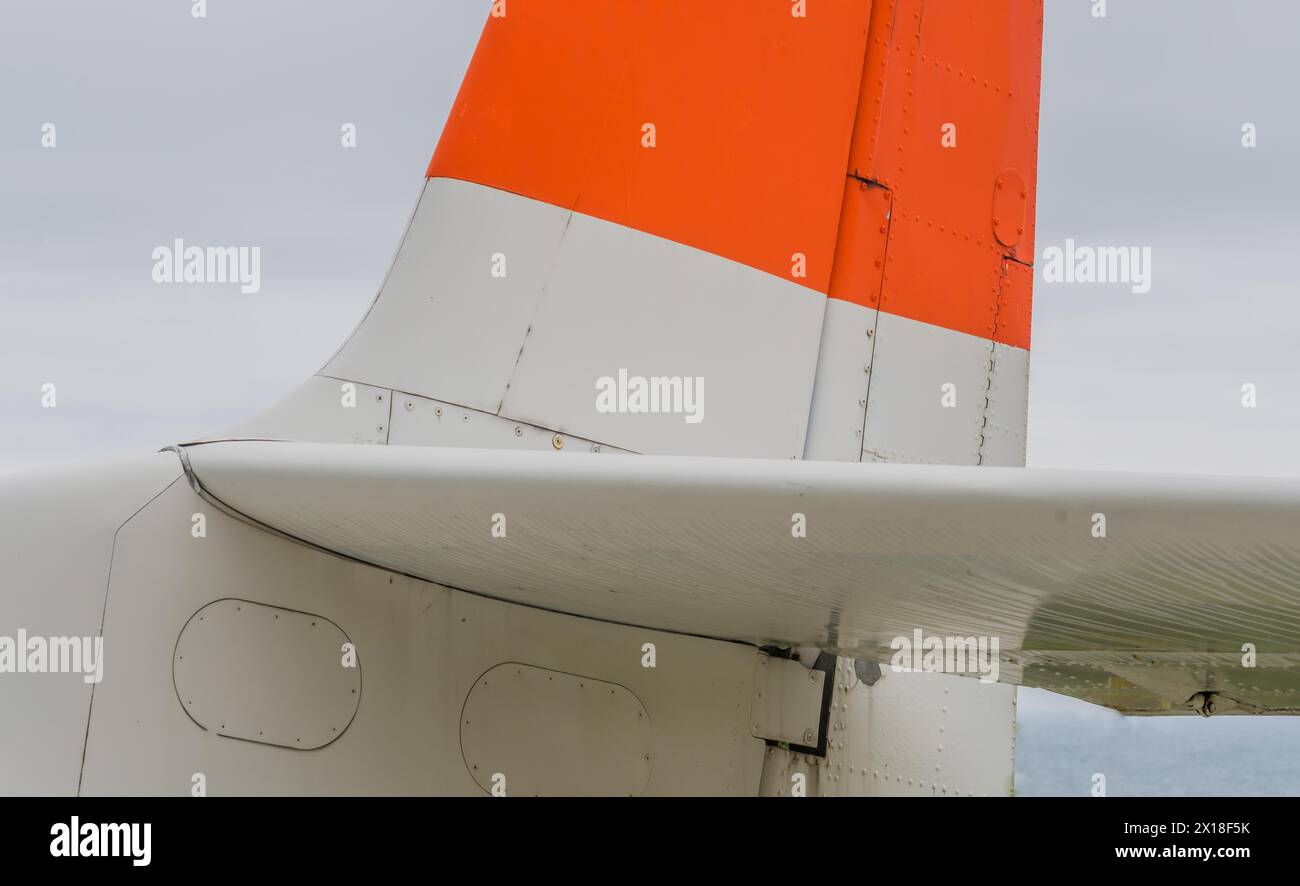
[497,202,826,457]
[803,297,875,462]
[797,295,1020,795]
[388,390,627,454]
[79,477,767,794]
[315,176,826,459]
[750,654,825,747]
[0,454,181,795]
[460,664,654,797]
[863,670,1016,796]
[758,663,1015,797]
[980,343,1030,466]
[207,375,393,445]
[862,312,993,465]
[182,441,1300,713]
[173,598,361,749]
[325,178,573,414]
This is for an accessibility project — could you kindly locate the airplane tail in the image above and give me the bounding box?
[196,0,1046,797]
[230,0,1044,470]
[21,2,1300,801]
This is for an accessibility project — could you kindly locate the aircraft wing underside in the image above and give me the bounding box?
[178,440,1300,716]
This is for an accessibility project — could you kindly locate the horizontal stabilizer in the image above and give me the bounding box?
[181,441,1300,715]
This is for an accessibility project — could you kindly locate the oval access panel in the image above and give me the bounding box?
[173,598,361,749]
[460,663,654,796]
[992,168,1028,249]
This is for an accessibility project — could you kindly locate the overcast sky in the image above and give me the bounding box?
[3,1,1300,783]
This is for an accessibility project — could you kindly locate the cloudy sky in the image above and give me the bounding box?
[3,1,1299,791]
[5,0,1299,474]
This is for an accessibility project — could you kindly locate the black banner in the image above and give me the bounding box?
[0,797,1283,872]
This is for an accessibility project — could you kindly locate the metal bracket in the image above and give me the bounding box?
[750,652,827,750]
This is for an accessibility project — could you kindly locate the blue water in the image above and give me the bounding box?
[1015,689,1300,796]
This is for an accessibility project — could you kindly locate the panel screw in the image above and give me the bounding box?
[435,407,443,417]
[803,729,816,744]
[552,435,564,450]
[405,400,414,411]
[514,426,523,437]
